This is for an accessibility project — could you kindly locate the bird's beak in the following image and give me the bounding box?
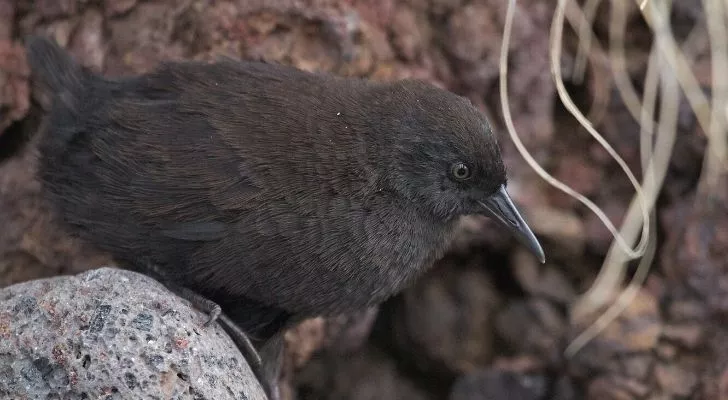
[478,185,545,263]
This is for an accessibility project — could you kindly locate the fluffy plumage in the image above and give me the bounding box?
[26,36,539,347]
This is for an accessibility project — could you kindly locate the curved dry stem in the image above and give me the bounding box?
[563,1,613,126]
[566,213,658,356]
[609,0,657,135]
[638,1,713,138]
[572,0,603,84]
[568,34,680,355]
[572,0,663,319]
[640,49,661,175]
[550,0,652,259]
[502,0,722,356]
[699,0,728,194]
[500,0,651,268]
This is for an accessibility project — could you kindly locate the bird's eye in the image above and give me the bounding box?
[450,162,472,181]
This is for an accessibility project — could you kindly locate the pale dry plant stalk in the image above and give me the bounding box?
[499,0,727,356]
[571,0,602,84]
[568,0,675,346]
[564,0,611,125]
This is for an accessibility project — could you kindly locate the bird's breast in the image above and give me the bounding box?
[231,201,449,316]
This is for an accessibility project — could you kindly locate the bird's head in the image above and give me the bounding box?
[367,79,545,262]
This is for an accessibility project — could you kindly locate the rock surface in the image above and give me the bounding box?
[0,267,266,400]
[391,252,502,377]
[0,0,29,135]
[0,1,723,399]
[296,346,435,400]
[448,368,547,400]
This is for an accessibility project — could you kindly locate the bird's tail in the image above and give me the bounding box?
[24,35,92,104]
[25,36,100,160]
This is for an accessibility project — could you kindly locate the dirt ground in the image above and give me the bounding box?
[0,1,725,399]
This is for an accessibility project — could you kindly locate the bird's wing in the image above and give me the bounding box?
[101,96,264,241]
[158,221,230,241]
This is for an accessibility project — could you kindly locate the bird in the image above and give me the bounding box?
[25,35,544,400]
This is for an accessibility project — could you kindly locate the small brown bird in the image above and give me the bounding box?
[26,36,544,399]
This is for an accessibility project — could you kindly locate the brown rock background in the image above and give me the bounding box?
[0,0,722,399]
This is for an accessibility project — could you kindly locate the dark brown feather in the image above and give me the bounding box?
[27,36,508,340]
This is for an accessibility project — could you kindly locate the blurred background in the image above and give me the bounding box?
[0,0,724,399]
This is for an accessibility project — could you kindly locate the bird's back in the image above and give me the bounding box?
[28,37,451,336]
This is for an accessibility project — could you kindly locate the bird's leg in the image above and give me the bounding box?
[132,263,279,399]
[166,282,222,327]
[163,283,278,400]
[153,278,276,399]
[136,262,221,326]
[156,280,261,364]
[217,315,282,400]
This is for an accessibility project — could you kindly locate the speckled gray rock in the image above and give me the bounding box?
[0,267,266,400]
